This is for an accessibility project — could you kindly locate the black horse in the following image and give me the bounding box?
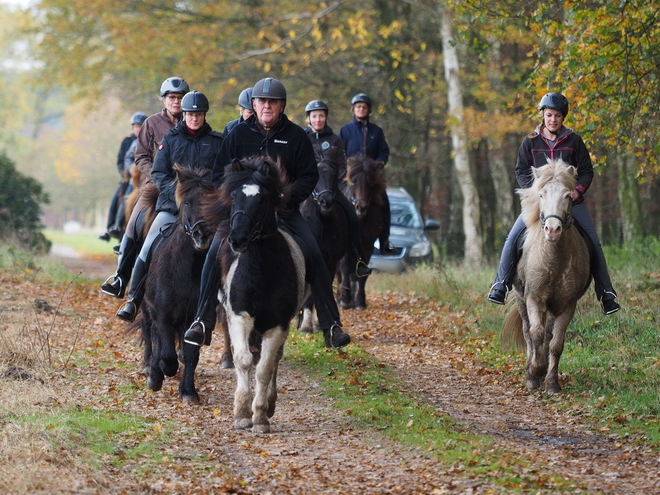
[298,156,349,332]
[138,167,214,402]
[338,155,387,309]
[206,156,309,433]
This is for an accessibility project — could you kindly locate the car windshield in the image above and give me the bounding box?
[390,199,423,228]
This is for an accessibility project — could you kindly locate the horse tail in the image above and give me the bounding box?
[500,305,525,352]
[124,317,144,343]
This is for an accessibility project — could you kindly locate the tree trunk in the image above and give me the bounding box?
[439,4,483,266]
[617,154,644,241]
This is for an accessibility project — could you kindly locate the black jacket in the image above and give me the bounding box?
[213,113,318,211]
[305,125,347,179]
[515,125,593,201]
[152,120,223,214]
[116,135,136,176]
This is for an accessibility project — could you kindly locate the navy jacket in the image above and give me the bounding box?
[515,125,593,202]
[213,113,318,211]
[339,116,389,163]
[151,120,223,214]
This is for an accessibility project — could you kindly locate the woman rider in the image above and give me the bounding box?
[115,91,223,321]
[304,99,371,278]
[487,92,620,315]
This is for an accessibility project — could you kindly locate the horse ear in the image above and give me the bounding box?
[532,166,541,180]
[231,159,243,172]
[260,159,271,176]
[375,161,385,171]
[567,165,578,177]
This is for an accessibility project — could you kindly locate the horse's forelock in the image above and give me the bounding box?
[519,159,576,228]
[219,155,290,211]
[346,155,386,198]
[174,167,213,208]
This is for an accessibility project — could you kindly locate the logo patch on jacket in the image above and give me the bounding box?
[158,144,164,150]
[274,139,288,144]
[322,141,330,149]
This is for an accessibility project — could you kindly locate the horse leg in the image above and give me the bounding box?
[158,321,179,378]
[179,341,200,403]
[251,327,288,434]
[337,257,354,309]
[147,321,165,392]
[230,314,254,430]
[545,305,576,394]
[354,273,368,309]
[524,301,548,391]
[141,315,152,374]
[299,295,316,333]
[219,309,234,369]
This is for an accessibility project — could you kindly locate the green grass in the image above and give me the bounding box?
[285,333,571,491]
[44,228,117,257]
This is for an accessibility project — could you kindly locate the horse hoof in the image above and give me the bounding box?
[221,359,235,369]
[526,378,541,391]
[147,377,163,392]
[235,418,252,430]
[181,392,200,403]
[252,424,271,434]
[355,304,367,310]
[545,383,562,394]
[141,365,151,374]
[299,326,314,334]
[339,300,354,310]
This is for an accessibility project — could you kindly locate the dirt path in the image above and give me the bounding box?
[5,253,659,494]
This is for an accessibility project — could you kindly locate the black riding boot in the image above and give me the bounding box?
[336,191,372,278]
[116,257,148,322]
[379,190,396,255]
[488,219,526,305]
[101,236,137,298]
[184,234,222,346]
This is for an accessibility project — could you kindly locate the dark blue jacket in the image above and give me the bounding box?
[213,113,318,211]
[339,116,389,163]
[151,120,223,214]
[515,125,593,202]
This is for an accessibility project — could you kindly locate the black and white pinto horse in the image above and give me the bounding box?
[137,167,214,402]
[298,156,349,332]
[208,156,309,433]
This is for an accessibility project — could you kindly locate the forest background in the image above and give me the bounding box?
[0,0,658,265]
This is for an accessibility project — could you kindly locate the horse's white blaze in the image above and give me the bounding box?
[242,184,260,197]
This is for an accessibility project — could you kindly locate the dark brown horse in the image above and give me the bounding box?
[337,155,387,309]
[501,159,591,393]
[137,167,214,402]
[299,155,349,331]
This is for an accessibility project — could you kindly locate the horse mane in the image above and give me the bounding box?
[517,158,576,229]
[174,166,214,209]
[345,155,387,206]
[205,155,293,226]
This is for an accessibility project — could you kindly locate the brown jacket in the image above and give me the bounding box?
[135,109,179,181]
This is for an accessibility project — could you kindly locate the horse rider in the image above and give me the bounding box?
[102,76,189,301]
[487,92,620,315]
[223,87,253,137]
[339,92,396,256]
[184,77,352,349]
[304,99,372,278]
[113,91,223,322]
[99,111,147,242]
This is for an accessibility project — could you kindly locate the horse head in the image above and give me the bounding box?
[174,166,214,251]
[520,159,577,243]
[221,155,290,254]
[344,155,386,219]
[313,157,340,214]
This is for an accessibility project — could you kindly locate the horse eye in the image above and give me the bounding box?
[184,201,191,207]
[230,191,237,200]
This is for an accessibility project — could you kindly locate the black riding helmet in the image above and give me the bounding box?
[351,93,371,107]
[538,92,569,117]
[130,112,147,125]
[181,91,209,112]
[238,87,253,110]
[252,78,287,100]
[160,77,189,97]
[305,100,329,115]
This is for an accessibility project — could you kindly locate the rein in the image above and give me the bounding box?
[184,219,208,236]
[230,189,275,241]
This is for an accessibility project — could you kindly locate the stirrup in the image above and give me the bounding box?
[184,319,206,346]
[101,275,123,297]
[355,259,372,278]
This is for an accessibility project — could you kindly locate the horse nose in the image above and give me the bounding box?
[544,223,563,240]
[319,196,334,211]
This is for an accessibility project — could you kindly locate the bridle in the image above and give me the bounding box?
[540,211,572,229]
[229,188,275,241]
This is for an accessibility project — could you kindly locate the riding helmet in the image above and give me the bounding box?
[251,78,287,100]
[305,100,329,115]
[181,91,210,112]
[351,93,371,107]
[130,112,147,125]
[238,87,253,110]
[538,92,569,117]
[160,77,190,97]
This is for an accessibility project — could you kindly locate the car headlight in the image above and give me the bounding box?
[409,241,431,257]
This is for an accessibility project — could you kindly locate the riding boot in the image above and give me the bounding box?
[323,322,351,349]
[488,217,526,305]
[185,235,222,346]
[336,190,372,278]
[101,236,137,298]
[378,190,396,255]
[116,257,148,322]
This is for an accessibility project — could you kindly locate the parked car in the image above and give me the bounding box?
[369,187,439,273]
